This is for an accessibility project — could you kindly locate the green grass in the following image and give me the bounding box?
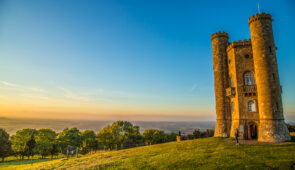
[1,137,295,170]
[2,154,64,162]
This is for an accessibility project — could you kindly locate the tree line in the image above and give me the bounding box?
[0,121,214,162]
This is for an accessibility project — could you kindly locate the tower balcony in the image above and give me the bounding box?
[226,87,235,97]
[243,85,257,93]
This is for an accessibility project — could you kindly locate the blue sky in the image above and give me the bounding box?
[0,0,294,121]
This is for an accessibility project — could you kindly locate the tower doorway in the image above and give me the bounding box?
[248,123,257,140]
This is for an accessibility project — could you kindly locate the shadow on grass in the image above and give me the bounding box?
[0,158,58,166]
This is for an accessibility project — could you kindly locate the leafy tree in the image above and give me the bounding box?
[50,143,59,159]
[96,121,142,150]
[193,129,202,138]
[111,121,140,149]
[25,135,36,159]
[124,126,143,148]
[81,130,97,154]
[96,125,117,150]
[165,132,177,142]
[57,128,82,158]
[0,128,13,162]
[10,129,37,160]
[142,129,165,145]
[35,129,57,158]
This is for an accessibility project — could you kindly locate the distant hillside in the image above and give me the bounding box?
[0,117,215,135]
[1,137,295,169]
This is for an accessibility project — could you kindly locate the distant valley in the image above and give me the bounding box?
[0,117,216,135]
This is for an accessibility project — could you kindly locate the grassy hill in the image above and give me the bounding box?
[1,137,295,170]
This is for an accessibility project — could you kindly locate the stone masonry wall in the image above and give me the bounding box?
[249,13,290,142]
[211,32,231,137]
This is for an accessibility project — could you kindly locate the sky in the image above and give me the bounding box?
[0,0,294,121]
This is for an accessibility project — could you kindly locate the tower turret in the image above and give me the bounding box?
[211,32,231,137]
[249,13,290,142]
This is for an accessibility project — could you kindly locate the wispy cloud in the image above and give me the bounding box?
[0,81,17,87]
[59,87,89,101]
[189,83,198,92]
[0,80,44,92]
[19,93,49,100]
[91,89,139,98]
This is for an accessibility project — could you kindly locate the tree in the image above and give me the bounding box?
[81,130,97,154]
[57,128,82,158]
[35,129,57,159]
[142,129,165,145]
[124,126,143,148]
[96,125,117,150]
[50,143,59,159]
[193,129,201,138]
[111,121,140,149]
[287,124,295,132]
[10,129,37,160]
[0,128,13,162]
[165,132,177,142]
[25,135,36,159]
[96,121,142,150]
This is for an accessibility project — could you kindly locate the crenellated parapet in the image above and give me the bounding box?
[248,13,272,25]
[227,39,251,52]
[211,32,229,40]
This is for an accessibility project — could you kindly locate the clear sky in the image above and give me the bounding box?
[0,0,294,121]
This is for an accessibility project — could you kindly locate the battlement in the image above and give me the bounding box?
[227,39,251,52]
[248,13,272,25]
[211,32,229,40]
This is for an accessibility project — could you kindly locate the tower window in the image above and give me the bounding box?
[272,73,276,81]
[244,72,255,85]
[245,54,250,59]
[248,100,256,112]
[269,46,272,53]
[228,59,231,64]
[276,102,279,111]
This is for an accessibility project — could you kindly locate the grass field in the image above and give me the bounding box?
[1,137,295,170]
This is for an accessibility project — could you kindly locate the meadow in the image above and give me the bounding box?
[1,136,295,170]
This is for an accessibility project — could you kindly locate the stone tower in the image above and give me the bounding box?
[211,13,290,142]
[248,13,290,142]
[211,32,231,137]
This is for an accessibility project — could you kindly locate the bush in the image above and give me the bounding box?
[287,124,295,132]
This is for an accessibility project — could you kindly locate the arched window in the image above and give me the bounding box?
[248,100,256,112]
[244,72,255,85]
[231,102,235,114]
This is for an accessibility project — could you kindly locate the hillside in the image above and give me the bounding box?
[1,137,295,169]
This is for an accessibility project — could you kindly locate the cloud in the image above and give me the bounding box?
[0,80,44,92]
[92,89,139,98]
[189,84,198,92]
[0,81,17,87]
[59,87,89,101]
[19,93,49,100]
